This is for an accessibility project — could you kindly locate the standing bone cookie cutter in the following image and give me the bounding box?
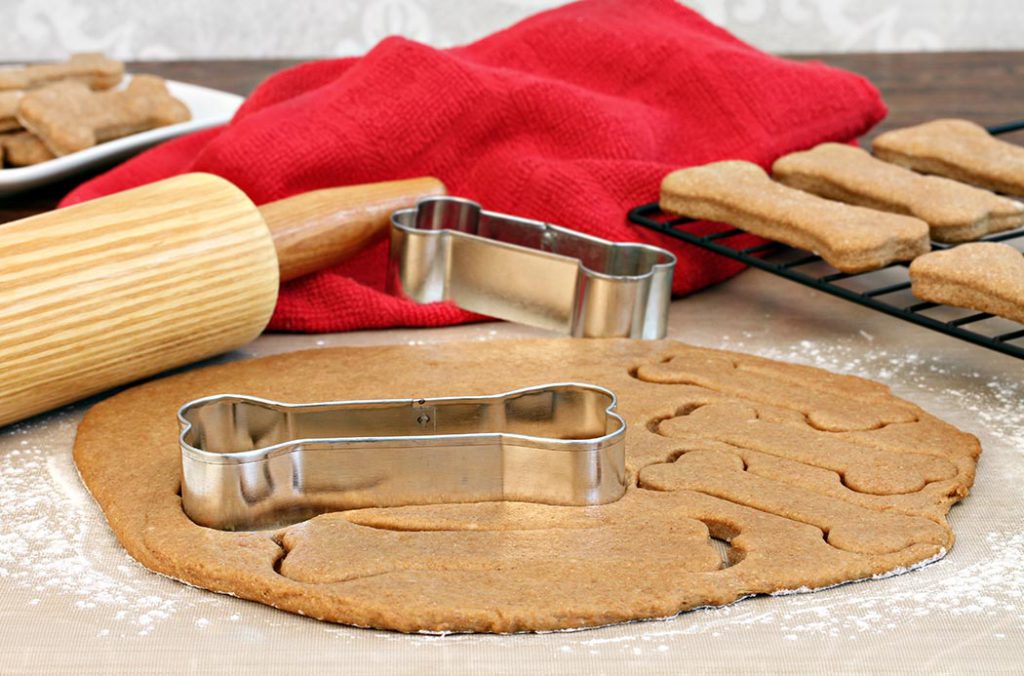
[388,197,676,338]
[179,383,627,530]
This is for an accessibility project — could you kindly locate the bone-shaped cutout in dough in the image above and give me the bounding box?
[653,401,957,495]
[635,350,919,432]
[638,448,951,554]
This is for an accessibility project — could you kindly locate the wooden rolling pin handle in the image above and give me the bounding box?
[258,176,446,283]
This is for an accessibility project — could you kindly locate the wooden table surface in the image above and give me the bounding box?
[1,51,1023,224]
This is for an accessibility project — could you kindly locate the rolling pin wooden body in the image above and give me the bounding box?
[0,173,444,428]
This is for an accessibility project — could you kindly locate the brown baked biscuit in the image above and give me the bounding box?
[17,76,191,156]
[73,339,979,633]
[909,242,1024,323]
[873,119,1024,197]
[1,131,56,166]
[773,143,1024,243]
[0,91,21,132]
[0,52,123,91]
[660,161,931,273]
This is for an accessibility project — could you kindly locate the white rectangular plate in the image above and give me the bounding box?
[0,76,243,198]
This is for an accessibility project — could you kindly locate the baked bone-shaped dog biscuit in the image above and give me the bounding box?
[873,119,1024,197]
[773,143,1024,243]
[0,53,123,91]
[17,76,191,156]
[1,131,56,166]
[660,161,931,273]
[909,242,1024,323]
[0,92,21,133]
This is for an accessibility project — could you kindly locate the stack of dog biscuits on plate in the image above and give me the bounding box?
[0,53,191,168]
[660,119,1024,325]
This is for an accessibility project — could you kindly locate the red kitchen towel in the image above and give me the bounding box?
[61,0,886,333]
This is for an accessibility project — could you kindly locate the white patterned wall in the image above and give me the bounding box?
[1,0,1022,60]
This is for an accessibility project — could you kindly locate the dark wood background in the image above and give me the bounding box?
[2,52,1022,223]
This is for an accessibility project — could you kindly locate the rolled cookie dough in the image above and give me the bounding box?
[73,340,979,633]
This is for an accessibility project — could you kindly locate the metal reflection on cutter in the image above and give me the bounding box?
[388,197,676,339]
[178,383,627,531]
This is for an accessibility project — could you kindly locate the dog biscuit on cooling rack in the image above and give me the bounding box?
[909,242,1024,324]
[0,53,123,92]
[773,143,1024,243]
[873,119,1024,197]
[1,131,56,166]
[17,76,190,156]
[660,160,931,273]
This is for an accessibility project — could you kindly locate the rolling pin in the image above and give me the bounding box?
[0,173,445,428]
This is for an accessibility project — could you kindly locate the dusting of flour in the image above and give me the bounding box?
[0,408,252,638]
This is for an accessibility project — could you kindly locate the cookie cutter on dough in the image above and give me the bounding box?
[388,197,676,339]
[179,383,627,531]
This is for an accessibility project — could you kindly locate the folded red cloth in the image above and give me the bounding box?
[61,0,885,333]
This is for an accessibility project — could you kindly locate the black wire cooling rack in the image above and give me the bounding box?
[628,121,1024,360]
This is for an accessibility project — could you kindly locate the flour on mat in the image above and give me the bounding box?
[0,408,238,638]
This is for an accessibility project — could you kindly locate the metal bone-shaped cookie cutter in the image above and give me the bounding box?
[179,383,627,531]
[388,197,676,338]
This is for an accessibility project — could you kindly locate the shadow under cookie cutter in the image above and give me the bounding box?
[179,383,627,531]
[388,197,676,339]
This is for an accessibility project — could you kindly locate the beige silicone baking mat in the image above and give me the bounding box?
[1,269,1021,674]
